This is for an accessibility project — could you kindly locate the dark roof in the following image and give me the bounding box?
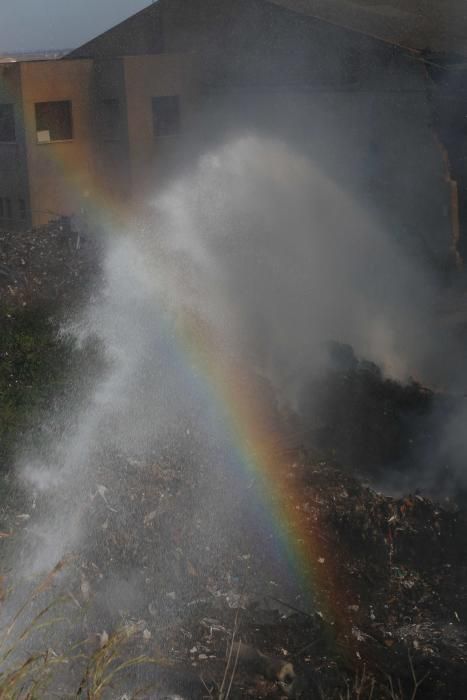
[67,3,162,59]
[69,0,405,60]
[270,1,467,56]
[68,0,467,59]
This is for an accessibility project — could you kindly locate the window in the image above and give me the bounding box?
[152,96,180,138]
[101,99,121,141]
[35,100,73,142]
[18,198,26,220]
[0,104,15,142]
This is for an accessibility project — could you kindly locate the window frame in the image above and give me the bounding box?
[34,100,74,144]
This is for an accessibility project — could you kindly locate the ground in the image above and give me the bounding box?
[1,222,467,699]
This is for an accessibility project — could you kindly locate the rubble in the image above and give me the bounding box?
[1,227,466,697]
[299,344,435,480]
[0,217,99,309]
[2,441,466,698]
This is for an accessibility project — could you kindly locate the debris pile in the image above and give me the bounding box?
[0,217,99,309]
[4,444,467,698]
[299,343,435,480]
[1,227,466,697]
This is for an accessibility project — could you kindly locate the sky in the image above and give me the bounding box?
[0,0,151,52]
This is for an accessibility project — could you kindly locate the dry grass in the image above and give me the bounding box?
[0,565,429,699]
[0,560,73,699]
[0,617,170,699]
[0,562,172,699]
[335,652,429,700]
[218,608,241,700]
[76,624,171,700]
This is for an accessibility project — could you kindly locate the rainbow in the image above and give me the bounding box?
[1,65,353,647]
[178,315,353,645]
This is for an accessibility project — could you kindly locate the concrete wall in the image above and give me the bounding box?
[1,52,201,229]
[19,59,96,227]
[90,58,132,207]
[123,53,200,202]
[170,76,451,264]
[0,63,31,229]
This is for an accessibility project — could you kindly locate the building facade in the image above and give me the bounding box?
[0,51,198,229]
[0,0,461,264]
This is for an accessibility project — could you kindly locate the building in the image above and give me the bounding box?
[0,0,463,263]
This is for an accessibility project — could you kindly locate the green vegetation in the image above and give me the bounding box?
[0,304,102,470]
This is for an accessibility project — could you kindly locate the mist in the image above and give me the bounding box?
[150,134,442,389]
[8,125,456,583]
[1,99,466,697]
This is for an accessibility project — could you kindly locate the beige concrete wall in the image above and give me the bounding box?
[19,59,96,227]
[0,63,31,229]
[90,58,132,207]
[123,53,200,203]
[2,54,200,229]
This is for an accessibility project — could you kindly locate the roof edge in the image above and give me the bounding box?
[264,0,422,54]
[66,1,160,58]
